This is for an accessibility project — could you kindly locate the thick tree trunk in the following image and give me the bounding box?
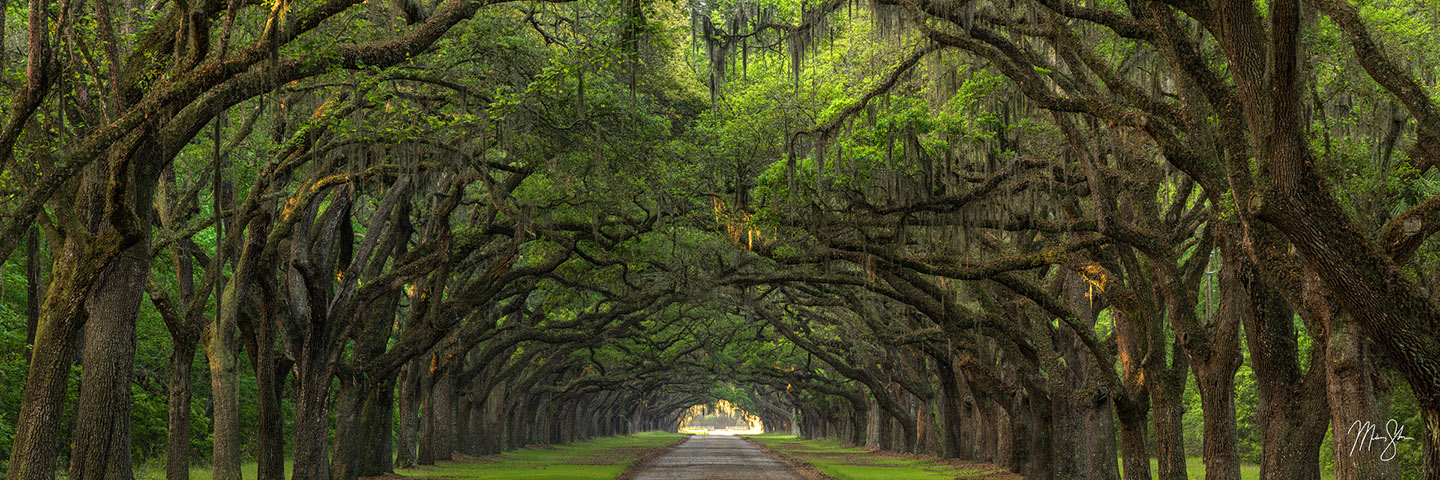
[239,269,286,480]
[166,337,198,480]
[1323,309,1400,478]
[475,380,502,455]
[1195,359,1243,480]
[1244,263,1328,480]
[1061,271,1119,479]
[69,241,149,480]
[1083,392,1120,480]
[397,359,421,468]
[209,345,240,478]
[332,374,397,480]
[5,256,86,480]
[1151,360,1188,480]
[1028,392,1055,480]
[433,367,456,460]
[1048,388,1081,479]
[1424,409,1440,480]
[457,394,474,451]
[1000,398,1024,474]
[6,156,147,480]
[869,400,888,447]
[254,330,287,480]
[1115,399,1152,480]
[255,357,288,480]
[472,393,493,449]
[1108,307,1153,480]
[847,396,868,447]
[916,397,935,454]
[291,336,336,480]
[331,381,366,480]
[975,392,998,463]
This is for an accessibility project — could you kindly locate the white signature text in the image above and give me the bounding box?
[1348,419,1413,462]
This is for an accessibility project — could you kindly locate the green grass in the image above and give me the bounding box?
[145,432,682,480]
[1121,457,1334,480]
[136,461,294,480]
[396,431,684,479]
[748,434,1019,480]
[753,434,1344,480]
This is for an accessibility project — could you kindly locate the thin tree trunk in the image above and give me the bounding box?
[210,218,265,480]
[418,355,437,465]
[1190,235,1245,480]
[23,227,40,366]
[0,0,6,71]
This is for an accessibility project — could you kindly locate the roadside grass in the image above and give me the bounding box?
[150,432,680,480]
[135,461,294,480]
[396,431,684,480]
[1122,458,1335,480]
[748,434,1020,480]
[753,434,1343,480]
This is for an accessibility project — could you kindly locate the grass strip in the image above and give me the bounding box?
[743,436,837,480]
[391,431,685,480]
[746,434,1021,480]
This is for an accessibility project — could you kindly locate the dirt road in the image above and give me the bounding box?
[631,436,801,480]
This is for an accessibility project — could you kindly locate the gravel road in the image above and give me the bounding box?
[631,436,801,480]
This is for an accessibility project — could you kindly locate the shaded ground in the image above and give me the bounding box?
[632,436,802,480]
[381,432,684,479]
[748,435,1022,480]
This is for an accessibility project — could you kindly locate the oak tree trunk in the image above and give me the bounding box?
[69,240,149,480]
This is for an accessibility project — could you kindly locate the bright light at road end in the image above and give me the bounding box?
[677,400,765,435]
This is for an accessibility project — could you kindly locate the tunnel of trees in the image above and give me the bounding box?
[1,0,1439,479]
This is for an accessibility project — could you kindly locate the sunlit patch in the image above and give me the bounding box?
[677,400,765,435]
[711,197,774,251]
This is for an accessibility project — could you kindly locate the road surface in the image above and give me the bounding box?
[632,436,801,480]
